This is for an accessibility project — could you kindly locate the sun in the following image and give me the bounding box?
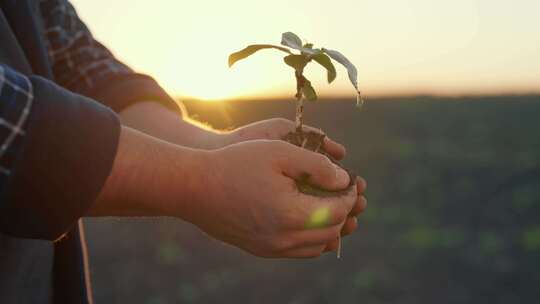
[142,31,294,102]
[156,61,247,101]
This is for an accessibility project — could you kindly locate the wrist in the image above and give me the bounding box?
[199,130,228,150]
[158,146,216,222]
[92,126,214,219]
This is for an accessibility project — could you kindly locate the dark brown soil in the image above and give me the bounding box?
[282,130,356,197]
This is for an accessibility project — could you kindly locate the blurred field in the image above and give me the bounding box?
[85,95,540,304]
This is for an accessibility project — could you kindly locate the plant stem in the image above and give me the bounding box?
[294,71,305,134]
[295,96,304,133]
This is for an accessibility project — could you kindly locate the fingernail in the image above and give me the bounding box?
[334,164,349,188]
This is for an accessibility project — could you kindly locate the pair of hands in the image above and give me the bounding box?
[189,118,368,258]
[119,102,367,258]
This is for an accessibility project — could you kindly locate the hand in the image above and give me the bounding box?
[221,118,367,254]
[184,140,357,258]
[221,118,347,160]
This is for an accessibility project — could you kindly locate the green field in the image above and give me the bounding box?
[86,95,540,303]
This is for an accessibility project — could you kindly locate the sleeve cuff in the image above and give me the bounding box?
[0,75,120,240]
[79,73,182,115]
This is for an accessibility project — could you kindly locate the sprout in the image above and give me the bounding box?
[229,32,364,134]
[229,32,364,259]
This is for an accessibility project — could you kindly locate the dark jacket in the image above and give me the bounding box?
[0,0,180,303]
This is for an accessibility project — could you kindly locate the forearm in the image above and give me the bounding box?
[119,101,226,149]
[90,125,209,219]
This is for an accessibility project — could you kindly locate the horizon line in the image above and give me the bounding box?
[177,91,540,103]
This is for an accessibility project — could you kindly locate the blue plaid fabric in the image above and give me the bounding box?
[39,0,132,93]
[0,0,135,187]
[0,65,33,182]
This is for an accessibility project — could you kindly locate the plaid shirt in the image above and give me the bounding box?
[0,0,178,240]
[0,0,132,183]
[0,1,179,302]
[0,65,33,179]
[39,0,132,92]
[0,0,178,197]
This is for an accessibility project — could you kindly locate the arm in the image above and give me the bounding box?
[92,126,362,258]
[40,0,180,113]
[0,64,362,257]
[119,101,347,156]
[0,64,119,240]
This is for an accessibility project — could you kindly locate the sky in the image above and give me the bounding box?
[71,0,540,101]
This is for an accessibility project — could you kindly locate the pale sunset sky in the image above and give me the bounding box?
[71,0,540,101]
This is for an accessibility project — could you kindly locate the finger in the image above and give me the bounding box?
[296,125,346,160]
[323,137,346,160]
[281,244,327,258]
[281,223,342,249]
[341,216,358,236]
[323,217,357,252]
[324,238,340,252]
[278,143,351,191]
[350,195,368,217]
[286,190,357,230]
[356,176,367,194]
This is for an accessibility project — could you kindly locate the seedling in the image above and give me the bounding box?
[228,32,365,259]
[228,31,364,135]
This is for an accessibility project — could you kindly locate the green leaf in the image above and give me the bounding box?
[283,54,309,72]
[281,32,320,55]
[311,53,337,83]
[228,44,291,67]
[322,48,363,106]
[281,32,303,49]
[303,43,314,49]
[302,78,318,101]
[322,48,358,89]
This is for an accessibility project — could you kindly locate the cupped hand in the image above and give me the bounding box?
[221,118,346,160]
[186,140,357,258]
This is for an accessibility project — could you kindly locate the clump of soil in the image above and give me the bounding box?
[283,130,356,197]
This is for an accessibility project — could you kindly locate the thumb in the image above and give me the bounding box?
[278,144,350,191]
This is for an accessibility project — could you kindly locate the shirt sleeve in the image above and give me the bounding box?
[0,64,120,241]
[39,0,181,114]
